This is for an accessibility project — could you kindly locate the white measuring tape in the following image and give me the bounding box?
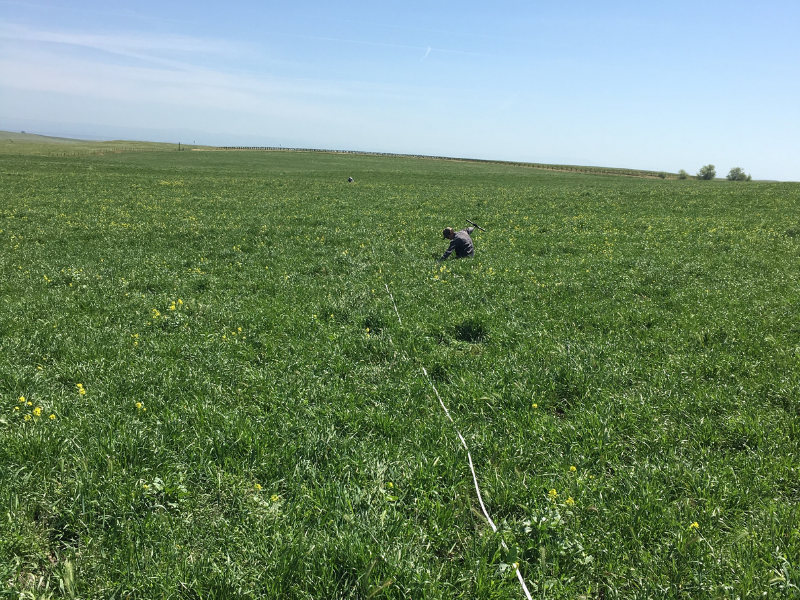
[382,277,533,600]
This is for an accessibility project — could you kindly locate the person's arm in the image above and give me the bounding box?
[439,239,457,260]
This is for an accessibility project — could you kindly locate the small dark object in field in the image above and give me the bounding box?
[348,176,354,182]
[455,318,487,343]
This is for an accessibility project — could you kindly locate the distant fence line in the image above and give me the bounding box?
[216,146,671,178]
[10,143,671,178]
[17,146,180,157]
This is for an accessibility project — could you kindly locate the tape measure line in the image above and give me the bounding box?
[420,367,532,600]
[385,283,402,325]
[383,281,532,600]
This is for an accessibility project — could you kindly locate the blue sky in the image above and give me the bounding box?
[1,0,798,180]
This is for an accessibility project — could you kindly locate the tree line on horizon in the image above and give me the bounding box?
[676,165,752,181]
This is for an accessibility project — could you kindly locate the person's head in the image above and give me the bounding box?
[443,227,455,239]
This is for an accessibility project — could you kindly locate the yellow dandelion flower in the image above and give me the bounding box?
[33,407,42,417]
[151,309,160,318]
[136,402,142,410]
[27,401,32,406]
[386,482,393,489]
[566,497,575,506]
[19,396,25,403]
[169,303,176,310]
[532,403,538,409]
[142,484,149,489]
[49,414,56,420]
[178,299,183,305]
[24,414,32,421]
[238,327,242,332]
[570,465,577,472]
[14,406,20,411]
[689,522,699,530]
[270,494,280,502]
[254,483,262,491]
[548,489,558,500]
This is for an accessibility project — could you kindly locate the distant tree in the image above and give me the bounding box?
[696,164,716,180]
[657,172,667,179]
[726,167,751,181]
[677,169,689,180]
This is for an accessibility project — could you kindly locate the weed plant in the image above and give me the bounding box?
[1,151,799,598]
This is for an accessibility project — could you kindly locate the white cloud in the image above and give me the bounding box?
[0,21,238,58]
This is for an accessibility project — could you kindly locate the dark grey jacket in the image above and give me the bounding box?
[440,227,474,260]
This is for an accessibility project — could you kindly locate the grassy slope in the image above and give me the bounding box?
[1,130,678,178]
[0,149,798,599]
[0,130,190,156]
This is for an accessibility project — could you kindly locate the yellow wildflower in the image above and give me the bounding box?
[386,482,393,489]
[143,484,149,489]
[178,299,183,305]
[33,407,42,417]
[270,494,280,502]
[152,309,160,318]
[532,403,538,409]
[548,489,558,501]
[566,497,575,506]
[254,483,262,491]
[169,303,176,310]
[19,396,25,403]
[76,383,86,395]
[14,406,19,411]
[136,402,143,410]
[689,522,699,530]
[49,414,56,420]
[570,465,577,472]
[24,414,32,421]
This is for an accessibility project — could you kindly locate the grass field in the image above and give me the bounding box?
[0,132,188,158]
[1,148,798,599]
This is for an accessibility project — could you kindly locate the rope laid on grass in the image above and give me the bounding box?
[383,280,533,600]
[385,283,402,325]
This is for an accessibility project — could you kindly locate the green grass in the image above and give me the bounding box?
[1,149,799,599]
[0,131,190,157]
